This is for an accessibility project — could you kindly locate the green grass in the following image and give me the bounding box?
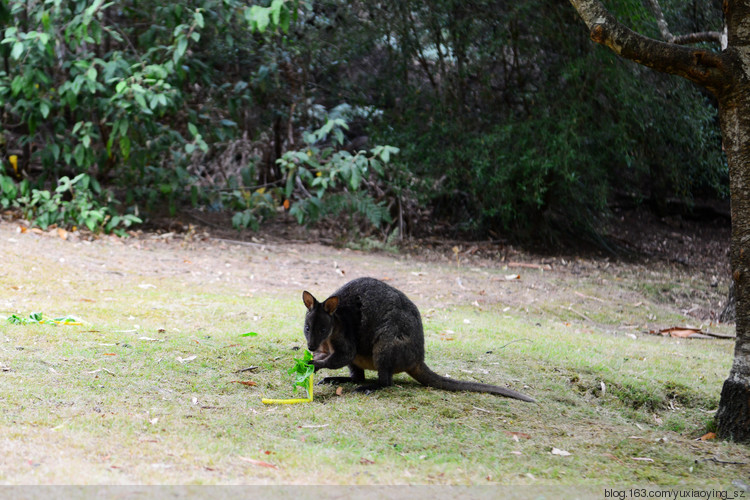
[0,233,747,488]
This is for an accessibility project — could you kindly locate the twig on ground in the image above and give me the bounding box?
[696,457,747,466]
[497,339,533,349]
[508,262,552,270]
[565,306,596,324]
[574,291,606,303]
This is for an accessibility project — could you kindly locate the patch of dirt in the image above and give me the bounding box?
[0,203,733,329]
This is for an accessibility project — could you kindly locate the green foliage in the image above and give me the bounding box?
[4,312,80,325]
[0,0,727,244]
[287,348,314,397]
[15,173,141,235]
[227,188,277,231]
[334,0,726,241]
[0,168,22,209]
[0,0,295,225]
[276,113,398,231]
[5,312,43,325]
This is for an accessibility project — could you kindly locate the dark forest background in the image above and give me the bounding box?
[0,0,727,245]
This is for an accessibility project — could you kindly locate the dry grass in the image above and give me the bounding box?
[0,220,747,491]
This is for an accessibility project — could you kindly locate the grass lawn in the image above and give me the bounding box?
[0,223,747,492]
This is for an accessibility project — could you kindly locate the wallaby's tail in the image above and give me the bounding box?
[408,362,535,402]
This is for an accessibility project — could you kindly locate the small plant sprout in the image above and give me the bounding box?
[4,312,83,325]
[262,349,314,405]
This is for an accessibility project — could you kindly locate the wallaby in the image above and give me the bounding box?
[302,277,534,402]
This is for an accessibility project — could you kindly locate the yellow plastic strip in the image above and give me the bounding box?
[262,374,313,404]
[39,318,83,326]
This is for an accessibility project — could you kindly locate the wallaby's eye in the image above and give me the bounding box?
[304,324,310,334]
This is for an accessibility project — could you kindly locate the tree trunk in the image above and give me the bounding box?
[714,57,750,440]
[720,282,736,323]
[569,0,750,442]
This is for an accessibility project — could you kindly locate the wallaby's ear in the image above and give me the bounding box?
[302,291,317,311]
[322,296,339,315]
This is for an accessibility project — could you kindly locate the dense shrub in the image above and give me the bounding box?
[0,0,727,244]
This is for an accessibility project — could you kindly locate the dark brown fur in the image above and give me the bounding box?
[302,277,534,402]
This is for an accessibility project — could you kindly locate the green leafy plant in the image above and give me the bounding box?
[5,312,80,325]
[17,173,141,235]
[276,114,400,233]
[287,348,314,397]
[5,312,44,325]
[0,169,21,209]
[225,188,277,231]
[0,0,296,226]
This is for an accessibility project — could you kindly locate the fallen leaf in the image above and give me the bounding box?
[602,453,624,464]
[551,447,571,456]
[504,431,531,440]
[335,386,343,396]
[176,355,197,364]
[238,456,278,469]
[659,327,703,338]
[651,327,714,339]
[57,228,68,240]
[699,432,717,441]
[360,458,375,465]
[231,380,258,387]
[632,457,655,463]
[86,368,115,376]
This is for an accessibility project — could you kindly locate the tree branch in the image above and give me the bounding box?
[644,0,725,47]
[569,0,730,95]
[645,0,674,42]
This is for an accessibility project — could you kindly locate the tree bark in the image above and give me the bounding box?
[569,0,750,442]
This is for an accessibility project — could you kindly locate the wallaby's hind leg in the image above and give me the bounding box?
[353,366,394,394]
[353,320,419,394]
